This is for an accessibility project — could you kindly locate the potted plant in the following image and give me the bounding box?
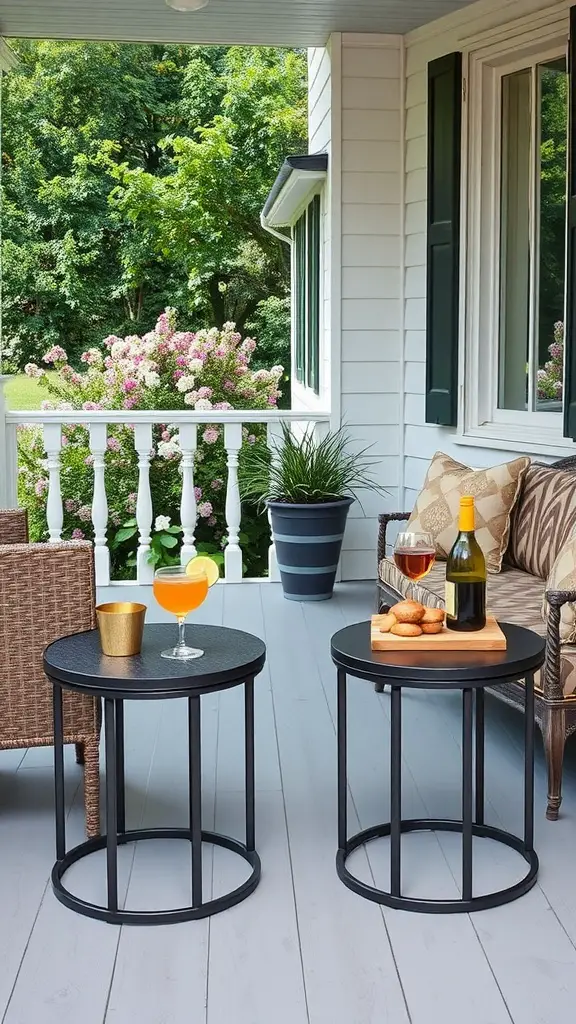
[241,423,384,601]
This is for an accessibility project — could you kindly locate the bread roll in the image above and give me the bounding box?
[379,612,397,633]
[421,607,445,624]
[421,621,443,634]
[391,622,422,637]
[389,600,424,624]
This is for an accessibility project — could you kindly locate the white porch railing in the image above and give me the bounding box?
[0,406,330,586]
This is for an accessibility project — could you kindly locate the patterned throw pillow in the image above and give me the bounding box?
[542,534,576,643]
[507,463,576,579]
[406,451,529,574]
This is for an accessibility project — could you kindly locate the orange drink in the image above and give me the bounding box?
[153,575,208,617]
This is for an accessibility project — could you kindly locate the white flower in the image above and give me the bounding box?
[176,375,195,393]
[184,392,196,406]
[188,359,203,374]
[154,515,171,532]
[157,439,181,459]
[194,398,213,411]
[144,371,160,388]
[111,340,127,358]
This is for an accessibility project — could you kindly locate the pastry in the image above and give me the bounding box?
[389,600,425,624]
[421,621,443,634]
[379,612,397,633]
[421,607,445,624]
[391,622,423,637]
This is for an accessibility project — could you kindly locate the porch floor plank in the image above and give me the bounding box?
[1,583,576,1024]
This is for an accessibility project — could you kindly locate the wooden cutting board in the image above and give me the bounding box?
[370,615,507,651]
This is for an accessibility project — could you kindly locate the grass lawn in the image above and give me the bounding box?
[3,373,55,410]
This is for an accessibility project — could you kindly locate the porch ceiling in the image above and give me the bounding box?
[0,0,477,48]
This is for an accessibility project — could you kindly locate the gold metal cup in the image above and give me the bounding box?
[96,602,146,657]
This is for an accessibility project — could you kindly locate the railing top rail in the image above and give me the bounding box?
[5,408,331,425]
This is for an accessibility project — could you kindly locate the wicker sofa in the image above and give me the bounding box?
[377,457,576,822]
[0,508,101,836]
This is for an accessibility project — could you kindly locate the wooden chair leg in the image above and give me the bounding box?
[82,737,101,837]
[542,707,566,821]
[75,741,85,766]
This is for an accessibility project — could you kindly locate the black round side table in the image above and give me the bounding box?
[44,623,266,926]
[330,621,545,914]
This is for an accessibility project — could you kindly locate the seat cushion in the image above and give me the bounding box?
[542,533,576,643]
[405,451,529,574]
[378,556,576,697]
[507,463,576,579]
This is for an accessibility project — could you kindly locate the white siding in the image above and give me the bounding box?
[401,0,572,506]
[339,33,403,579]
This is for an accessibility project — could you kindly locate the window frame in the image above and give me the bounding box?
[291,189,323,397]
[461,31,572,453]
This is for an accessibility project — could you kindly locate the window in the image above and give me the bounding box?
[293,193,321,395]
[463,35,572,449]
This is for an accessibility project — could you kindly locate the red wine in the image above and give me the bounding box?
[394,548,435,581]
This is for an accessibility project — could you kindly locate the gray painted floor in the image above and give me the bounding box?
[2,581,576,1024]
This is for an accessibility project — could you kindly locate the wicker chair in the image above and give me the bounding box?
[0,509,101,836]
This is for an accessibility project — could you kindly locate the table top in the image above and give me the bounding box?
[44,624,266,698]
[330,621,545,689]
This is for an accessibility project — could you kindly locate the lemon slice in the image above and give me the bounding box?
[186,555,220,587]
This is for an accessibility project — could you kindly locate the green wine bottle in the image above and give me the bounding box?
[445,495,487,632]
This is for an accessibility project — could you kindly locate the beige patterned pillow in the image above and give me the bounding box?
[407,451,530,574]
[542,535,576,643]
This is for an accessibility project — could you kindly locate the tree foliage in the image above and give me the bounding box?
[1,41,306,370]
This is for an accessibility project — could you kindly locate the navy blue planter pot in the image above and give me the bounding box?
[268,498,353,601]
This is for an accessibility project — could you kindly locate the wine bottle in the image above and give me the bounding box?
[445,496,487,631]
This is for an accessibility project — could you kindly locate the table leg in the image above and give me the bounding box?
[245,678,255,853]
[475,688,485,826]
[524,672,535,852]
[337,669,347,851]
[104,698,118,914]
[462,688,474,902]
[53,683,66,861]
[390,685,402,897]
[188,696,203,908]
[115,699,125,835]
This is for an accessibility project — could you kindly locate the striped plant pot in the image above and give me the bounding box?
[268,498,353,601]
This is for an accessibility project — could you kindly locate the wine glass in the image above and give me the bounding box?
[393,532,436,582]
[153,564,209,660]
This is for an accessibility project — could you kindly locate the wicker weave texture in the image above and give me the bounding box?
[0,508,28,545]
[0,531,101,836]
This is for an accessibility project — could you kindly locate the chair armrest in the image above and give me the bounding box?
[543,589,576,702]
[0,508,29,545]
[377,512,411,566]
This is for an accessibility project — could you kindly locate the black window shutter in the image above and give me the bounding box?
[565,7,576,439]
[425,51,462,426]
[307,194,321,394]
[294,213,306,385]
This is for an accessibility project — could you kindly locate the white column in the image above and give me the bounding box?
[266,421,282,582]
[134,422,154,584]
[89,422,110,586]
[179,422,197,566]
[0,377,18,508]
[43,422,63,542]
[224,422,243,582]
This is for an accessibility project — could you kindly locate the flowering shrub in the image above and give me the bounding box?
[18,310,283,578]
[537,321,564,402]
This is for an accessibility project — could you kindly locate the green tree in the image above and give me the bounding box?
[1,41,306,371]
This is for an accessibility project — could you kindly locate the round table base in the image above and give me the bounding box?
[52,828,261,925]
[337,818,539,914]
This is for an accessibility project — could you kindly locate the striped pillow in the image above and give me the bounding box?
[508,464,576,579]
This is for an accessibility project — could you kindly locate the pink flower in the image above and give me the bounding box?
[213,401,233,411]
[123,397,136,410]
[223,380,235,392]
[203,427,219,445]
[161,430,171,442]
[82,401,103,411]
[214,345,227,358]
[43,345,67,364]
[197,386,213,399]
[207,515,217,527]
[24,362,45,378]
[176,355,188,367]
[234,365,247,376]
[194,486,203,501]
[247,434,256,445]
[71,528,85,540]
[122,378,138,393]
[40,400,55,411]
[61,435,69,446]
[268,395,277,406]
[78,505,92,522]
[85,455,94,466]
[34,478,48,497]
[198,501,213,518]
[107,436,121,452]
[65,498,78,512]
[211,478,223,491]
[173,370,184,381]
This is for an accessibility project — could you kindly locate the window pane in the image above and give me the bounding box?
[499,69,531,411]
[536,58,566,412]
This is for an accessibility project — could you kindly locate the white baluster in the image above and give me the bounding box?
[179,423,197,566]
[134,422,154,584]
[224,422,243,582]
[266,422,282,582]
[89,422,110,586]
[43,423,63,542]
